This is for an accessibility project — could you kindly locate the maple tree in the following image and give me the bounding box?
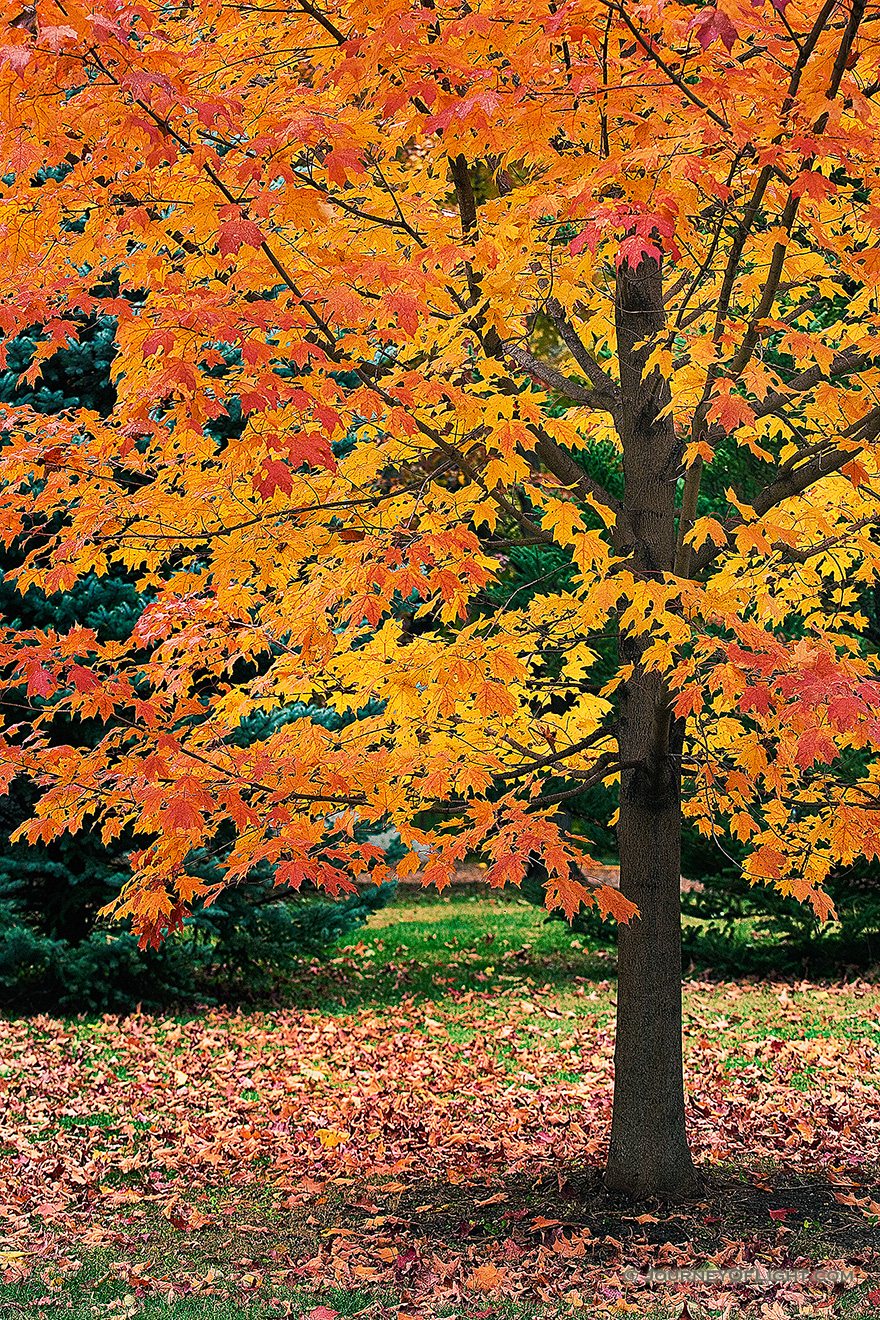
[1,0,880,1197]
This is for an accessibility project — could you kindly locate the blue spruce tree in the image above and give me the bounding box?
[0,324,396,1011]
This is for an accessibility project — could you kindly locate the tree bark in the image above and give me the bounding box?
[605,686,698,1197]
[603,252,700,1199]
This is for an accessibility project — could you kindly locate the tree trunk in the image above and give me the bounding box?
[605,684,699,1198]
[602,251,700,1199]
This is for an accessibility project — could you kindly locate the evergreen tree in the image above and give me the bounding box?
[0,326,397,1011]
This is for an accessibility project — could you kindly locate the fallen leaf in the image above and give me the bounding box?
[475,1192,508,1207]
[466,1263,505,1293]
[316,1128,347,1148]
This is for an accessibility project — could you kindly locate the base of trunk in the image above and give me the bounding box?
[603,1153,703,1201]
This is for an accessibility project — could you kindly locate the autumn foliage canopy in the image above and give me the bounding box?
[1,0,880,949]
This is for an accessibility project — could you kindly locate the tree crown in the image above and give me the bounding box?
[1,0,879,942]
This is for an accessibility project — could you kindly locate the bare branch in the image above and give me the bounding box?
[545,297,622,407]
[597,0,729,130]
[526,753,626,807]
[691,443,863,575]
[355,370,556,545]
[727,0,865,382]
[449,154,482,308]
[495,725,616,780]
[530,430,625,524]
[504,342,620,415]
[293,0,349,43]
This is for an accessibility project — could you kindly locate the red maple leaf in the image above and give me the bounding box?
[425,90,503,132]
[738,685,773,715]
[0,44,31,72]
[283,431,337,472]
[254,459,294,499]
[162,798,205,832]
[142,328,175,357]
[615,233,662,272]
[794,728,838,769]
[25,663,54,698]
[707,389,756,433]
[688,6,738,51]
[68,664,101,693]
[40,25,78,50]
[325,148,364,186]
[218,218,263,255]
[384,290,421,336]
[791,171,835,201]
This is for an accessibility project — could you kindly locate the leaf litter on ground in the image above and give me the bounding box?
[1,899,879,1318]
[1,991,879,1316]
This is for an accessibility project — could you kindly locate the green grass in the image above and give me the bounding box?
[2,1265,388,1319]
[327,887,880,1048]
[258,888,619,1016]
[6,1258,879,1320]
[0,1248,587,1320]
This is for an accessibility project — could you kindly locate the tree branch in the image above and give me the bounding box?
[504,342,620,415]
[753,348,874,420]
[355,370,556,545]
[530,430,625,524]
[293,0,349,43]
[526,753,625,807]
[707,0,837,353]
[544,297,622,408]
[691,443,864,574]
[725,0,865,382]
[494,725,616,779]
[598,0,728,130]
[449,153,482,309]
[291,169,427,247]
[442,159,623,524]
[775,514,880,564]
[753,446,863,519]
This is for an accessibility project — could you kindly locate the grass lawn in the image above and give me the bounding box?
[1,887,878,1320]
